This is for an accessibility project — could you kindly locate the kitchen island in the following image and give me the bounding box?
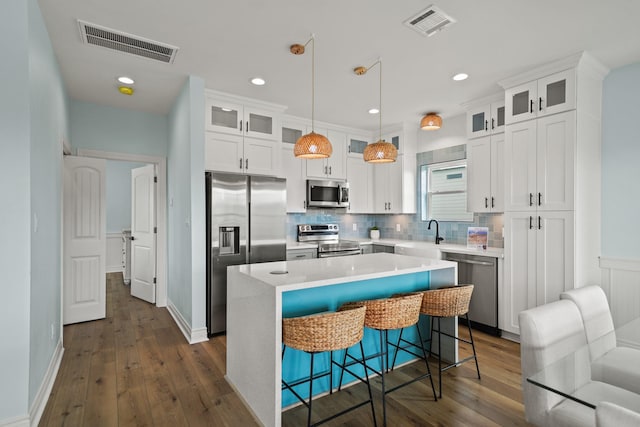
[226,253,457,427]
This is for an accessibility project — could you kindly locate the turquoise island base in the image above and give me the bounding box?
[226,253,458,427]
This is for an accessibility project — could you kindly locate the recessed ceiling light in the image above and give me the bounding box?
[452,73,468,81]
[117,76,135,84]
[118,86,134,96]
[368,108,380,114]
[251,77,266,86]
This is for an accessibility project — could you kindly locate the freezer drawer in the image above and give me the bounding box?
[442,252,499,336]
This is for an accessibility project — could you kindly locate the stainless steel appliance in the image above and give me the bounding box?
[442,252,499,336]
[297,224,361,257]
[206,172,286,335]
[306,179,349,208]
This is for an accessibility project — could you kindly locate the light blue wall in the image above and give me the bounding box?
[167,75,205,330]
[0,0,69,422]
[0,0,31,421]
[106,160,147,233]
[70,100,168,157]
[27,0,68,409]
[602,62,640,258]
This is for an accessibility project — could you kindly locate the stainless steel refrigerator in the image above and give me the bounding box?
[205,172,286,335]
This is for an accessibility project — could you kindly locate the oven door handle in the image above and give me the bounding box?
[318,249,362,258]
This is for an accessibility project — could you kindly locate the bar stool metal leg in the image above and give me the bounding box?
[465,314,481,379]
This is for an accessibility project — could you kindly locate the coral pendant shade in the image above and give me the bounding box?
[363,140,398,163]
[294,131,333,159]
[421,113,442,130]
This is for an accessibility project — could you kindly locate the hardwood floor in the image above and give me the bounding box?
[40,273,530,426]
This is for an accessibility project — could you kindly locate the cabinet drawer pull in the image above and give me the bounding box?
[530,99,534,113]
[295,254,306,258]
[529,193,534,206]
[529,216,533,230]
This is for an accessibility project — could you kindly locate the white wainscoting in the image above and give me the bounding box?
[600,257,640,327]
[106,232,123,273]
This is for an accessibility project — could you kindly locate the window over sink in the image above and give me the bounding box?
[421,159,473,222]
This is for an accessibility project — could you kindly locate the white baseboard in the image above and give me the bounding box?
[167,300,209,344]
[29,340,64,426]
[0,416,29,427]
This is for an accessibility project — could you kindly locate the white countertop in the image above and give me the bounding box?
[355,238,504,258]
[229,253,456,292]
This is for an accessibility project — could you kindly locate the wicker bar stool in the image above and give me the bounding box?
[418,284,480,398]
[338,293,437,427]
[281,305,377,427]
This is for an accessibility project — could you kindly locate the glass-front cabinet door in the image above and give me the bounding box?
[467,105,491,138]
[537,69,575,118]
[491,102,505,134]
[505,81,537,125]
[206,100,243,134]
[244,107,277,140]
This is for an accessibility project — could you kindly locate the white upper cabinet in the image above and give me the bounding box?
[504,110,575,212]
[504,68,576,125]
[280,119,308,212]
[347,133,371,158]
[346,156,373,213]
[305,129,347,180]
[204,90,286,176]
[466,101,505,139]
[467,133,504,213]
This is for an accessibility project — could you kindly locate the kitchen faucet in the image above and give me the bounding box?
[427,219,444,244]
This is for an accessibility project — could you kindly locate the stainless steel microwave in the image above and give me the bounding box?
[306,179,349,208]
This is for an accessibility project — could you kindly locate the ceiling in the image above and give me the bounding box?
[38,0,640,131]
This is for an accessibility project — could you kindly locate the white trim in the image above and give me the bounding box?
[167,300,209,344]
[0,416,29,427]
[28,341,64,427]
[600,256,640,272]
[76,149,167,307]
[106,233,123,273]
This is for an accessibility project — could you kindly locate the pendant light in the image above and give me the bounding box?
[290,35,332,159]
[354,59,398,163]
[420,112,442,130]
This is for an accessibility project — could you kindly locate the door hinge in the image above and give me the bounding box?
[153,277,157,284]
[154,227,157,234]
[154,176,157,183]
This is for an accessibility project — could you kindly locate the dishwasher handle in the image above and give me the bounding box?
[445,257,495,267]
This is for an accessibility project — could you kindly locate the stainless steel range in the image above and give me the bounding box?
[297,224,362,257]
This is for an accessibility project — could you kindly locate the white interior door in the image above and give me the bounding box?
[63,156,106,325]
[131,164,156,303]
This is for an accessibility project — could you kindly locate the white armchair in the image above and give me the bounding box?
[560,286,640,394]
[596,402,640,427]
[519,299,640,426]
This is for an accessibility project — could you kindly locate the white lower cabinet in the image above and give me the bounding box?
[286,248,317,260]
[502,210,574,335]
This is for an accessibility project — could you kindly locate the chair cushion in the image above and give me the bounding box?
[596,402,640,427]
[548,381,640,427]
[591,347,640,394]
[560,286,617,360]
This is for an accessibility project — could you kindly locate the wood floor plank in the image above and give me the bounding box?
[41,272,531,427]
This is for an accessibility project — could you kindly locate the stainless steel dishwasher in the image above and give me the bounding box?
[442,252,499,336]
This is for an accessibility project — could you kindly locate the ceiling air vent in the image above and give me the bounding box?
[403,5,456,37]
[78,20,179,63]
